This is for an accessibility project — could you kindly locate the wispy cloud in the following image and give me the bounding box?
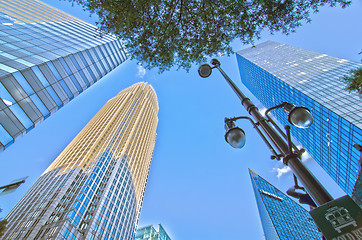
[273,164,291,178]
[272,151,312,178]
[137,64,146,78]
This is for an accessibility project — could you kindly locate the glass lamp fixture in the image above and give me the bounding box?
[224,121,246,149]
[284,103,313,128]
[198,64,213,78]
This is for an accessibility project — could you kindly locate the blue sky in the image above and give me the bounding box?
[0,1,361,239]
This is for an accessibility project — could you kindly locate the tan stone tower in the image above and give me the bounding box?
[2,82,158,240]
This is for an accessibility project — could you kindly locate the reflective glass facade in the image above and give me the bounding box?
[1,83,159,240]
[136,224,171,240]
[237,41,362,200]
[249,169,321,239]
[0,0,127,151]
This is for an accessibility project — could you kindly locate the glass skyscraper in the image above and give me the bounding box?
[1,83,158,240]
[0,0,127,152]
[135,224,171,240]
[237,41,362,201]
[249,169,321,239]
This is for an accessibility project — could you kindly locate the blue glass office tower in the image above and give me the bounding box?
[237,41,362,203]
[136,224,171,240]
[0,0,127,152]
[249,169,321,239]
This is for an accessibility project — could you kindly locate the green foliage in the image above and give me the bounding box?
[344,67,362,96]
[0,219,8,237]
[69,0,350,72]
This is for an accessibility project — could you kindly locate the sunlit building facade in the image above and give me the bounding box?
[237,42,362,201]
[136,224,171,240]
[1,83,158,240]
[0,0,127,151]
[249,169,321,239]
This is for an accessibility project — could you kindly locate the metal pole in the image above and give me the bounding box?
[214,64,333,206]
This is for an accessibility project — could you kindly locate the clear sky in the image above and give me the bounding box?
[0,1,361,239]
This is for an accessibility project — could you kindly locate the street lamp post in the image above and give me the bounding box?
[199,58,333,206]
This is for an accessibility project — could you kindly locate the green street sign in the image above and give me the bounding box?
[310,195,362,240]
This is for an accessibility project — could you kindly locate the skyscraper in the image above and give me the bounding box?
[249,169,321,239]
[237,41,362,199]
[1,82,158,240]
[0,0,127,152]
[136,224,171,240]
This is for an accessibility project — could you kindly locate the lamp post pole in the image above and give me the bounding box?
[209,59,333,206]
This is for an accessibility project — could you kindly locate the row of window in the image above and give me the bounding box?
[0,17,124,76]
[0,40,125,149]
[2,167,67,239]
[2,0,80,23]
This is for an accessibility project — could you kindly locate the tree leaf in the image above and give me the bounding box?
[68,0,351,72]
